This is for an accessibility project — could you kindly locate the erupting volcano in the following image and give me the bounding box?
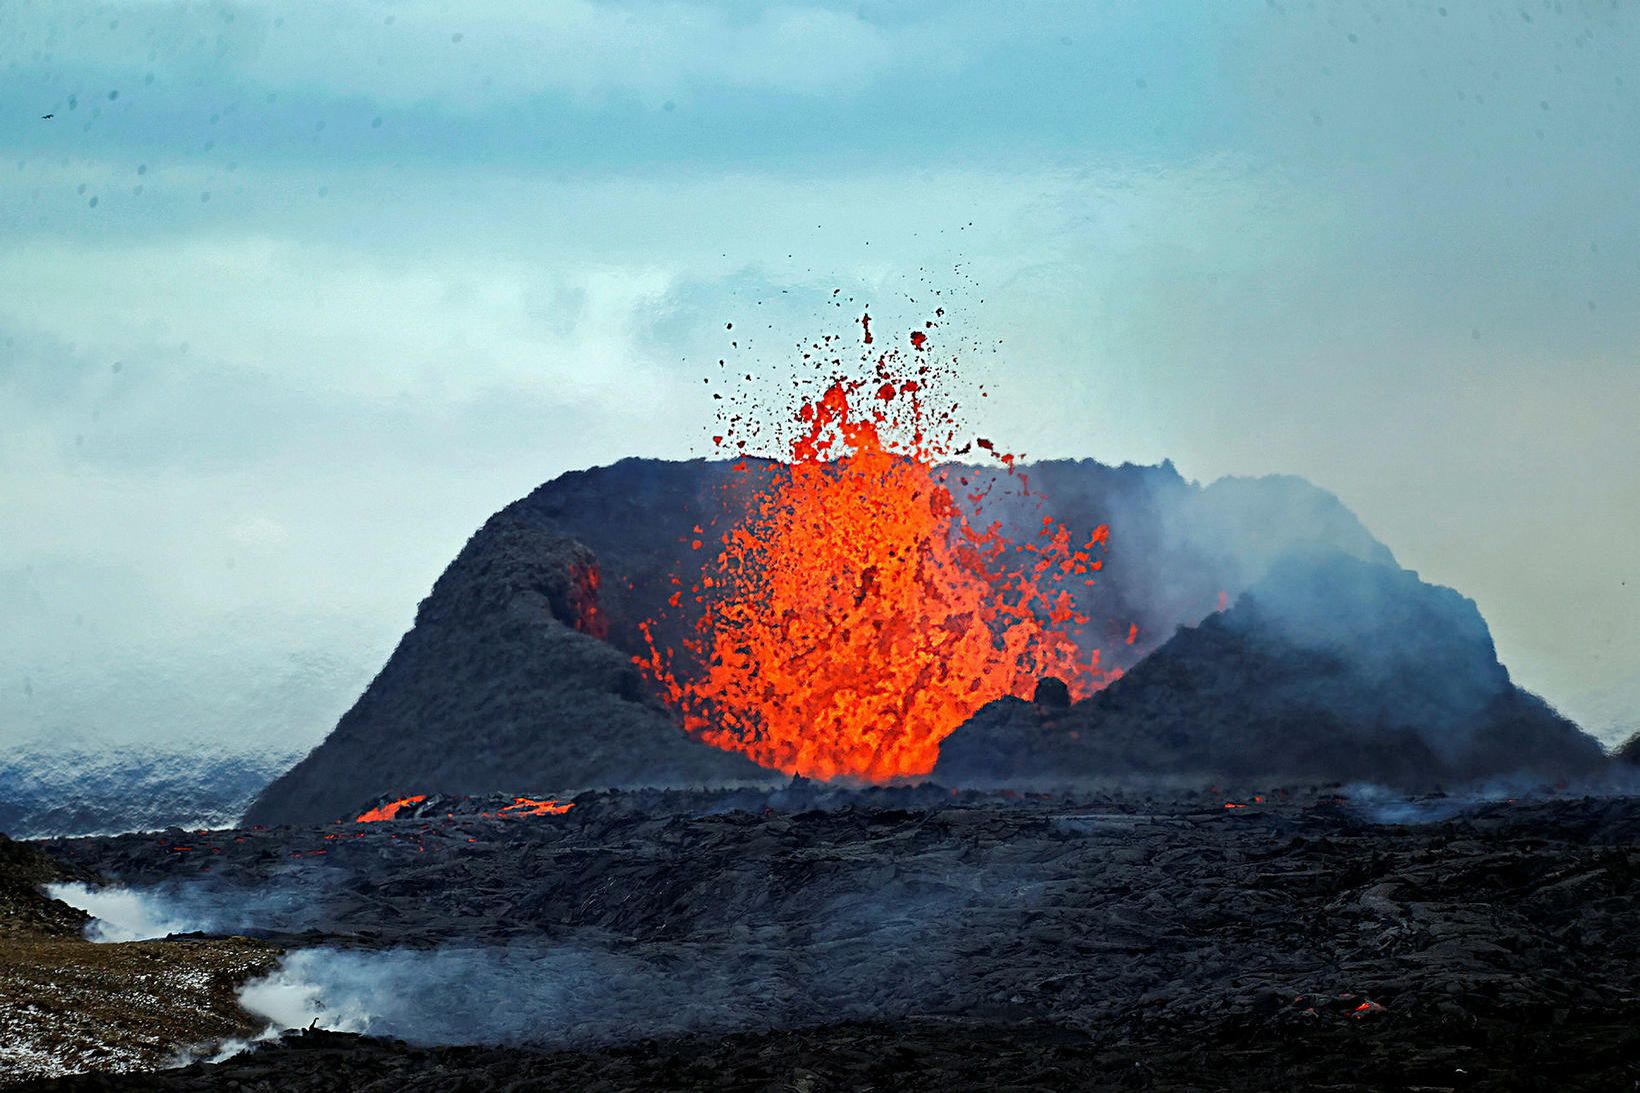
[639,316,1118,781]
[355,795,425,823]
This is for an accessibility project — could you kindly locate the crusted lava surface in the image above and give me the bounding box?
[24,785,1640,1091]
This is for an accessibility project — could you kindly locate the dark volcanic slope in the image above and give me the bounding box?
[34,788,1640,1091]
[246,457,1398,824]
[937,552,1608,788]
[244,517,771,827]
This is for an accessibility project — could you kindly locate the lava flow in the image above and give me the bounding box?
[355,795,426,823]
[640,315,1117,781]
[497,797,574,817]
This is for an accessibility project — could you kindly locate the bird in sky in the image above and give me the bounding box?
[40,113,54,119]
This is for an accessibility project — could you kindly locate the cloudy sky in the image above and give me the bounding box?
[2,0,1636,755]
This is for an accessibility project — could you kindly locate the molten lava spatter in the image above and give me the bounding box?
[640,315,1116,781]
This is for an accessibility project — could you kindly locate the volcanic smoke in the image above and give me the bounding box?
[639,314,1118,781]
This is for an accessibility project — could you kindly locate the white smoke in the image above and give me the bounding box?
[49,850,1047,1049]
[218,864,1012,1047]
[46,882,201,942]
[1338,781,1596,826]
[232,941,877,1047]
[237,955,373,1035]
[45,873,335,942]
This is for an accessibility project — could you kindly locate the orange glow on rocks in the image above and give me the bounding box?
[639,315,1117,781]
[498,797,575,817]
[355,795,426,823]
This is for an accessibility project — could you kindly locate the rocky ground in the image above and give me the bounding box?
[0,835,277,1084]
[26,1011,1640,1092]
[7,784,1637,1090]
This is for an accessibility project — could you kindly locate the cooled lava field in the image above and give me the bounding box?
[14,783,1640,1091]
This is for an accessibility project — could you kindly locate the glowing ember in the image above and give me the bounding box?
[498,796,575,817]
[356,795,426,823]
[640,314,1116,781]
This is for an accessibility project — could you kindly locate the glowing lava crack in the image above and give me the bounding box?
[640,319,1118,781]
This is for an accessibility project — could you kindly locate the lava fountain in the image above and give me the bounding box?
[639,315,1117,781]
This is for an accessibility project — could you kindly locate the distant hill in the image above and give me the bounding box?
[0,745,295,838]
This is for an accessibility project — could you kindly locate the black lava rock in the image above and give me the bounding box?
[242,516,772,827]
[1033,677,1072,709]
[936,551,1609,789]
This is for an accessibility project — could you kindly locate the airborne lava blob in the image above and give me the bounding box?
[640,315,1116,781]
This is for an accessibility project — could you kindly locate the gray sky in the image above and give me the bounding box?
[2,0,1636,754]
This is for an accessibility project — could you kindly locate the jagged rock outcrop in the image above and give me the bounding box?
[0,832,91,941]
[935,552,1609,788]
[242,516,772,827]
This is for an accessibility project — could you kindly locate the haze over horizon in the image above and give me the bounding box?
[2,0,1636,755]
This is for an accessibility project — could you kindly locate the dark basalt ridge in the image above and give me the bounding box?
[936,551,1609,788]
[0,832,93,941]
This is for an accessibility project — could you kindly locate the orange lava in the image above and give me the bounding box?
[498,797,575,817]
[640,319,1116,781]
[356,795,426,823]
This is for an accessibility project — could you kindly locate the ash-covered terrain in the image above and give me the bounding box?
[13,786,1640,1090]
[4,456,1636,1089]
